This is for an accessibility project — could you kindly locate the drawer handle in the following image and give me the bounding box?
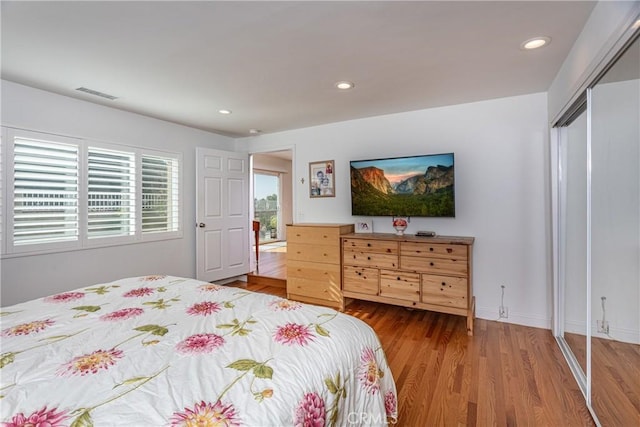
[441,282,446,286]
[367,243,371,247]
[447,248,453,253]
[429,247,434,252]
[430,262,434,266]
[397,277,401,281]
[367,256,371,260]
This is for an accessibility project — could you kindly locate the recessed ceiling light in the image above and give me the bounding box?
[633,19,640,30]
[521,36,551,50]
[218,109,232,115]
[335,81,355,90]
[249,129,262,134]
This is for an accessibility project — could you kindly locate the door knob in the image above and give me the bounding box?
[198,223,206,228]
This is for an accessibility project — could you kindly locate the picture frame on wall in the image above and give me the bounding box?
[309,160,335,198]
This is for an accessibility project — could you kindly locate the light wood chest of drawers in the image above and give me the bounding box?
[286,223,354,310]
[342,233,475,335]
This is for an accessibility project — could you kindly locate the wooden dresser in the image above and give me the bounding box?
[341,233,475,335]
[286,223,354,310]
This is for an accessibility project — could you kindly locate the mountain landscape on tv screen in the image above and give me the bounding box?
[350,164,455,217]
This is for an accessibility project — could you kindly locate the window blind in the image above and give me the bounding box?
[87,147,136,238]
[13,137,79,245]
[141,154,179,233]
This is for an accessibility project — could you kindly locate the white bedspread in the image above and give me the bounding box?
[1,275,397,426]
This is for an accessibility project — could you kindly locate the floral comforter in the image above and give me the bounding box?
[0,275,397,426]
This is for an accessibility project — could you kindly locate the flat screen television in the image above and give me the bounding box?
[350,153,455,217]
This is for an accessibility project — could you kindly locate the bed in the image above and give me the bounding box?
[0,275,397,426]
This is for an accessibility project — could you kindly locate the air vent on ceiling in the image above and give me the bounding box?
[75,87,118,100]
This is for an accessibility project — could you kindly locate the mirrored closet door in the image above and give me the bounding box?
[554,32,639,426]
[557,107,588,382]
[589,34,639,426]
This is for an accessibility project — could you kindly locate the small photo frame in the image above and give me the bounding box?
[355,219,373,233]
[309,160,335,198]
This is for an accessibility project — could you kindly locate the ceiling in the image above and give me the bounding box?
[1,1,596,138]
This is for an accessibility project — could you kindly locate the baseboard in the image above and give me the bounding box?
[476,306,551,330]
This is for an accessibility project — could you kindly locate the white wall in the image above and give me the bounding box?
[548,1,640,123]
[252,153,293,241]
[239,92,551,328]
[0,80,235,305]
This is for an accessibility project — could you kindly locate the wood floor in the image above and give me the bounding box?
[230,280,596,426]
[240,246,613,427]
[252,250,286,279]
[566,333,640,426]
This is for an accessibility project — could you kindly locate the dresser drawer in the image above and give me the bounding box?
[288,226,342,244]
[401,255,468,276]
[380,270,420,301]
[288,242,340,264]
[343,238,398,254]
[343,250,398,269]
[421,275,468,308]
[287,277,342,303]
[343,266,379,295]
[400,242,468,260]
[287,260,340,282]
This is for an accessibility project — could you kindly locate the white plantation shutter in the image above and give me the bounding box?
[3,128,182,255]
[13,137,79,245]
[87,147,136,238]
[141,154,179,233]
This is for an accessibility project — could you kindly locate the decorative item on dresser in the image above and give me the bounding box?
[341,233,475,335]
[286,223,354,310]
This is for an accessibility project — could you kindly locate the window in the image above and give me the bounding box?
[3,128,182,256]
[141,154,179,233]
[87,147,136,239]
[12,135,79,246]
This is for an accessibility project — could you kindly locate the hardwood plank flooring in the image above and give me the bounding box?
[250,250,286,280]
[228,281,597,426]
[566,334,640,427]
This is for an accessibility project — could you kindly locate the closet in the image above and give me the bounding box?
[553,31,639,425]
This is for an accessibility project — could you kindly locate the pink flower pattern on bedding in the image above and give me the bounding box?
[44,291,85,303]
[2,319,55,337]
[2,406,69,427]
[59,348,124,376]
[122,287,155,298]
[274,323,315,346]
[0,276,398,426]
[170,400,240,427]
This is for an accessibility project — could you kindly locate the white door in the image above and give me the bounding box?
[196,147,250,282]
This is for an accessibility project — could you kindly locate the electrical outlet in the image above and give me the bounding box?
[499,306,509,318]
[597,320,609,334]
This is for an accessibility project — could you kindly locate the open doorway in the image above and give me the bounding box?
[250,150,293,281]
[254,170,281,243]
